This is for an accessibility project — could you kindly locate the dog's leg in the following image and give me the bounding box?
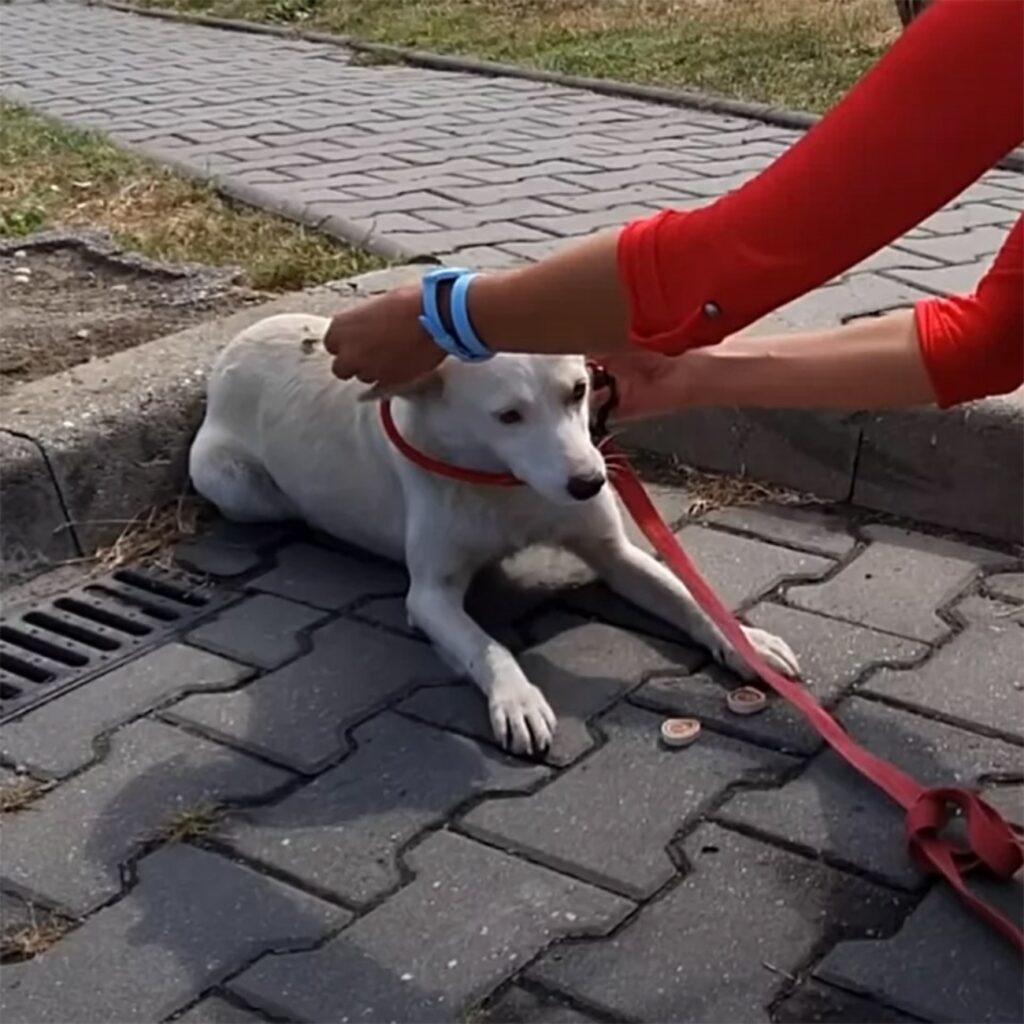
[190,427,294,523]
[405,550,556,756]
[570,533,800,680]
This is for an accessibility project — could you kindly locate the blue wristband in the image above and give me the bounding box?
[418,267,493,362]
[449,272,492,361]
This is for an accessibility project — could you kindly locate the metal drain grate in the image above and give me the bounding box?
[0,567,225,723]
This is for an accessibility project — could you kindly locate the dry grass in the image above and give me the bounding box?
[0,776,50,814]
[0,102,381,291]
[624,447,824,517]
[145,0,901,112]
[152,802,222,843]
[54,493,213,573]
[0,909,70,962]
[678,465,823,519]
[92,495,211,571]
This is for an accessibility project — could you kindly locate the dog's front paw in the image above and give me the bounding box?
[719,626,801,681]
[489,681,557,756]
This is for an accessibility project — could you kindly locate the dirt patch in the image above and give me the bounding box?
[0,240,261,391]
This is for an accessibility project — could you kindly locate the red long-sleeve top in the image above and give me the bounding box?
[617,0,1024,408]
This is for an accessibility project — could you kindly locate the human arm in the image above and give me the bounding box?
[605,218,1024,416]
[324,0,1023,385]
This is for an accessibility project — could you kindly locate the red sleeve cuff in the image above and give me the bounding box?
[616,208,749,355]
[915,219,1023,408]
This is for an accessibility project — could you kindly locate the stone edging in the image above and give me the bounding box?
[93,0,1024,174]
[0,227,242,291]
[0,264,424,586]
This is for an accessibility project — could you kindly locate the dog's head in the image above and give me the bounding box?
[367,354,607,505]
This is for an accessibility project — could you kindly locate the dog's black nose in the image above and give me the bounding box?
[566,473,606,501]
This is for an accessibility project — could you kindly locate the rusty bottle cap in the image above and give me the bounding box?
[727,686,768,716]
[660,717,701,748]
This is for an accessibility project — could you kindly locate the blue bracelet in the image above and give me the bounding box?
[419,267,493,362]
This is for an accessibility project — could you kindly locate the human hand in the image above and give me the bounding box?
[597,350,694,421]
[323,282,443,388]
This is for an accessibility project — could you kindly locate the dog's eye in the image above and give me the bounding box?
[568,380,587,404]
[496,409,523,425]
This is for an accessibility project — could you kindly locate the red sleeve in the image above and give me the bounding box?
[618,0,1024,354]
[915,217,1023,408]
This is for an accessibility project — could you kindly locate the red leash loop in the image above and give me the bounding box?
[605,455,1024,953]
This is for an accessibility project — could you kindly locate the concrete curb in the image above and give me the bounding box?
[94,0,1024,175]
[2,259,1018,589]
[0,264,425,586]
[620,399,1023,545]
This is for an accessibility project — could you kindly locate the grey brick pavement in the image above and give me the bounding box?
[1,501,1021,1023]
[2,0,1021,324]
[2,4,1023,1020]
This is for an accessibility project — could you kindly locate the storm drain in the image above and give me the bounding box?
[0,568,224,723]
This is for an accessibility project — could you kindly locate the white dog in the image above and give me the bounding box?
[190,314,799,755]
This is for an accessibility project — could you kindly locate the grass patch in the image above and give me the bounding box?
[152,802,222,843]
[0,776,50,814]
[0,910,70,963]
[142,0,902,113]
[0,102,381,291]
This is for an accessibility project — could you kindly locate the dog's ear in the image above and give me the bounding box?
[358,369,444,403]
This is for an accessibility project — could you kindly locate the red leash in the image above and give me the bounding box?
[379,395,1024,951]
[609,455,1023,952]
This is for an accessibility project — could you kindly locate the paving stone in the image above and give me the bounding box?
[844,245,943,274]
[172,996,264,1023]
[551,183,698,213]
[529,823,903,1023]
[897,224,1015,264]
[229,830,632,1024]
[424,198,575,230]
[250,542,407,609]
[400,618,702,765]
[223,712,547,905]
[521,203,660,236]
[985,571,1024,603]
[909,201,1018,236]
[0,644,251,778]
[664,525,833,610]
[719,698,1020,887]
[461,703,793,898]
[952,181,1024,206]
[703,504,856,558]
[887,260,991,296]
[633,602,928,754]
[355,552,564,653]
[787,525,1005,641]
[186,594,326,669]
[771,274,930,329]
[773,980,918,1024]
[0,844,348,1024]
[173,521,287,578]
[390,221,554,254]
[614,483,696,556]
[167,618,450,772]
[816,876,1023,1023]
[1,718,290,915]
[862,595,1023,740]
[0,888,67,934]
[476,985,598,1023]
